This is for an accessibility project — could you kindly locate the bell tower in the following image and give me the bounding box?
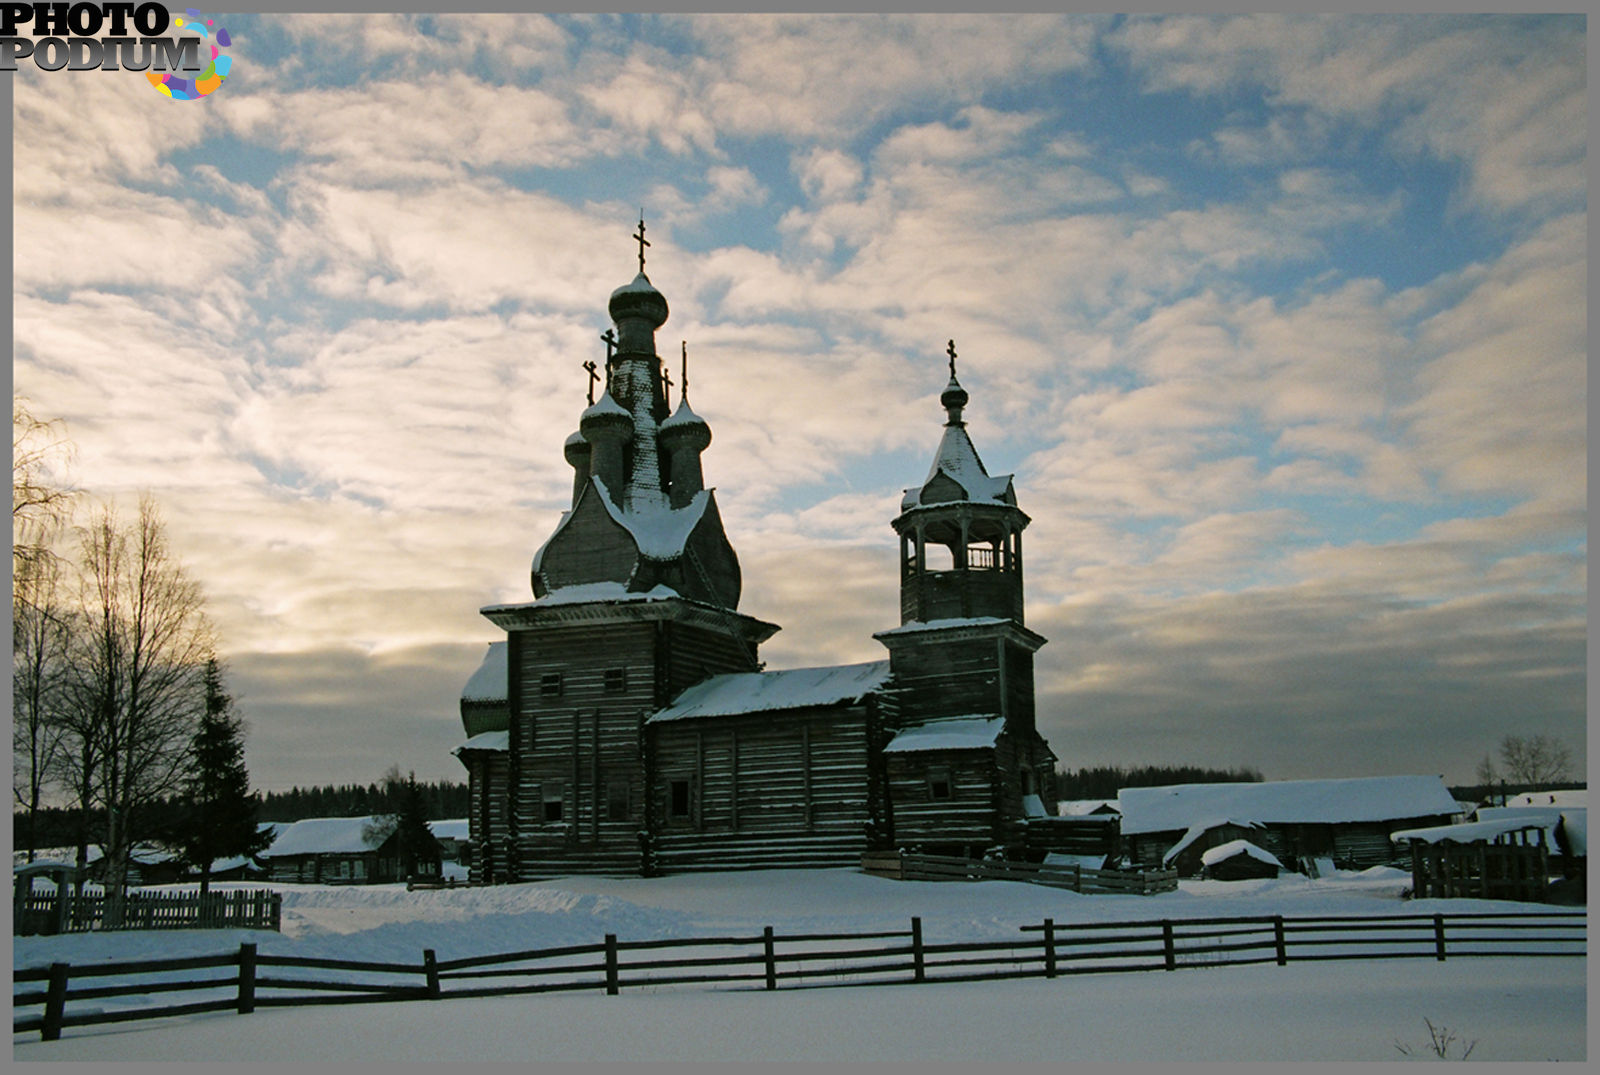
[891,341,1028,626]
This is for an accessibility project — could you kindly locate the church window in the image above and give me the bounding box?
[540,672,563,697]
[928,768,953,801]
[669,779,692,819]
[606,780,630,820]
[542,785,565,823]
[605,668,628,693]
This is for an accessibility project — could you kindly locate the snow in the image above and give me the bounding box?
[659,397,707,430]
[263,817,390,857]
[649,661,890,723]
[882,714,1005,753]
[1118,775,1460,835]
[459,640,507,703]
[11,868,1583,1062]
[901,423,1014,510]
[1202,839,1284,870]
[1021,793,1048,817]
[453,730,509,754]
[428,819,470,841]
[580,390,630,421]
[1161,818,1261,866]
[873,616,1009,637]
[485,581,680,615]
[1506,789,1586,809]
[1559,810,1586,855]
[1057,799,1118,816]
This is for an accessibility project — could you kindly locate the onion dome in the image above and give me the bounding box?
[940,375,969,425]
[608,273,669,331]
[563,428,590,467]
[579,390,633,440]
[659,397,711,452]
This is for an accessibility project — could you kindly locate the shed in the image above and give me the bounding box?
[1200,839,1284,881]
[261,816,441,885]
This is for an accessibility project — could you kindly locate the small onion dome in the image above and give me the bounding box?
[608,272,669,329]
[941,375,969,424]
[659,398,711,451]
[563,428,590,467]
[579,391,633,440]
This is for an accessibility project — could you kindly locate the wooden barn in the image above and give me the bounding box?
[452,238,1059,881]
[1118,775,1460,876]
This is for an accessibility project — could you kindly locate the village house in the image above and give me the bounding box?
[453,228,1060,880]
[261,816,441,885]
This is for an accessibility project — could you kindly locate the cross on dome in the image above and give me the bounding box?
[681,341,689,402]
[947,339,958,380]
[632,212,650,275]
[582,359,599,405]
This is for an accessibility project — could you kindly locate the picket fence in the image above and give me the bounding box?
[13,889,282,936]
[13,910,1584,1043]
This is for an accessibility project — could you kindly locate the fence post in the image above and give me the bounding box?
[605,933,619,995]
[1073,864,1082,893]
[1043,918,1057,978]
[52,885,67,936]
[763,926,777,990]
[42,962,69,1042]
[270,892,282,932]
[911,916,925,982]
[238,943,256,1014]
[422,948,441,999]
[1273,916,1287,966]
[1433,914,1447,962]
[1161,920,1176,971]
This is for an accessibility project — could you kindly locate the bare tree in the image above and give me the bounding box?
[12,549,71,862]
[1498,734,1574,786]
[12,399,74,592]
[61,497,215,898]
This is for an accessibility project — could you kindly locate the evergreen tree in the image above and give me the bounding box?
[391,770,438,879]
[178,660,268,895]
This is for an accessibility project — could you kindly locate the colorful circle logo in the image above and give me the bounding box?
[147,8,231,101]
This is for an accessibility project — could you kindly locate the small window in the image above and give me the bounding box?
[607,780,630,821]
[928,769,953,801]
[669,779,692,819]
[605,668,627,693]
[540,673,563,697]
[542,785,565,823]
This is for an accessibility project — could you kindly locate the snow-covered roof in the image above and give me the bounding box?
[1161,819,1262,866]
[461,641,508,703]
[882,715,1005,753]
[902,423,1014,511]
[1202,839,1284,870]
[874,616,1010,637]
[533,479,711,574]
[455,730,510,754]
[264,817,393,857]
[660,398,707,431]
[1506,789,1586,809]
[1057,799,1120,817]
[429,819,470,840]
[650,661,890,723]
[1119,776,1459,836]
[1391,816,1553,845]
[1560,811,1586,856]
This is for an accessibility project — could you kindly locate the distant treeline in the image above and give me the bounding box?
[1054,765,1264,802]
[256,780,470,823]
[15,780,473,852]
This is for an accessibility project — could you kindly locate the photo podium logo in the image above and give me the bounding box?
[1,3,232,100]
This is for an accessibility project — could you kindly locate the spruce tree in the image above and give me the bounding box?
[179,659,268,895]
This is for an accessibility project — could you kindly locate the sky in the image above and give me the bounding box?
[10,11,1587,793]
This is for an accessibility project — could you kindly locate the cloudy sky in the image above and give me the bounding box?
[12,12,1586,793]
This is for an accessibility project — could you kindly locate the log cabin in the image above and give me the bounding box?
[453,232,1059,880]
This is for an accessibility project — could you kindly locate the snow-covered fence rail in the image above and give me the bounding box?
[13,912,1584,1042]
[873,850,1178,895]
[13,889,282,935]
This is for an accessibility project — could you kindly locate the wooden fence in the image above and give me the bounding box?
[862,850,1178,895]
[13,889,282,936]
[13,910,1584,1043]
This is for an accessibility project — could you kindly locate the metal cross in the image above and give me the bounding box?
[947,339,958,380]
[680,341,689,403]
[600,328,616,364]
[632,212,650,275]
[582,360,600,405]
[660,361,674,409]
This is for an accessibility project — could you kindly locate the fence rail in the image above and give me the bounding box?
[13,910,1584,1043]
[863,850,1178,895]
[13,889,282,935]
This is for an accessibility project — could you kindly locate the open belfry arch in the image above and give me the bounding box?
[453,223,1059,880]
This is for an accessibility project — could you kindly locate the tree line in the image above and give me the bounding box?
[1054,764,1265,802]
[255,775,470,822]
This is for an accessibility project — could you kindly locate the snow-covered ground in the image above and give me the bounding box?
[13,867,1587,1061]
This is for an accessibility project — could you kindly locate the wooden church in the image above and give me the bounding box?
[453,227,1060,880]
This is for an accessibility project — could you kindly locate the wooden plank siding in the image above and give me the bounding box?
[883,640,1002,723]
[886,749,1000,853]
[648,705,874,870]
